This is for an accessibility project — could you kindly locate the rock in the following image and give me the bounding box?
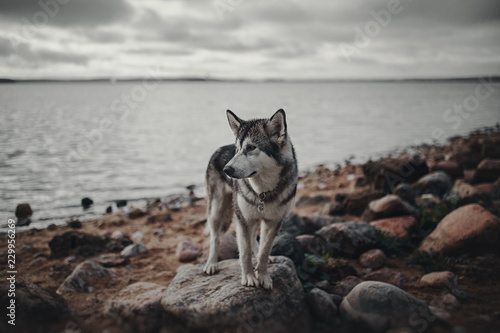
[295,194,331,207]
[116,200,128,208]
[49,231,107,257]
[316,222,378,258]
[370,216,417,240]
[0,280,69,330]
[111,230,124,239]
[429,306,452,321]
[449,150,483,169]
[120,243,148,258]
[332,276,363,296]
[393,183,414,204]
[420,271,457,288]
[81,197,94,209]
[418,204,500,255]
[296,235,327,256]
[361,195,416,222]
[414,171,453,199]
[66,219,82,229]
[146,213,172,224]
[104,282,167,333]
[280,212,306,236]
[359,249,387,270]
[432,160,464,179]
[93,253,130,267]
[161,256,310,332]
[47,224,57,231]
[442,293,461,311]
[15,203,33,225]
[105,235,133,253]
[341,190,385,216]
[302,215,345,234]
[131,231,144,241]
[128,207,147,219]
[176,240,201,262]
[340,281,429,332]
[362,156,429,192]
[271,233,304,266]
[320,258,357,281]
[415,193,442,208]
[105,206,113,214]
[363,268,406,287]
[451,179,486,207]
[474,183,495,195]
[57,260,117,294]
[473,159,500,183]
[218,232,239,260]
[306,288,338,323]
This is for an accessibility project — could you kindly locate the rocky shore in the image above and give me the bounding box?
[1,128,500,333]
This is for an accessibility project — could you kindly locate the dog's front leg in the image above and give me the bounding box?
[235,220,259,287]
[256,220,281,290]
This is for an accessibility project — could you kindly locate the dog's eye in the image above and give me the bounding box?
[247,145,257,152]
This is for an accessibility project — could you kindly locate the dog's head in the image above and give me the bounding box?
[223,109,288,179]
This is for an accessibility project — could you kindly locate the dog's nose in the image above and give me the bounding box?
[223,165,235,177]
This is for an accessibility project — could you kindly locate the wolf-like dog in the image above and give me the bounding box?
[204,109,298,290]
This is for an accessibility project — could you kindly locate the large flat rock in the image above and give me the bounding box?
[161,256,310,333]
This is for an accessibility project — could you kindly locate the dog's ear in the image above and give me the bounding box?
[227,110,242,137]
[269,109,287,144]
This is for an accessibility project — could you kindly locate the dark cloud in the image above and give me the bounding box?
[0,0,133,27]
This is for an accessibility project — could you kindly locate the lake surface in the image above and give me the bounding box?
[1,80,499,230]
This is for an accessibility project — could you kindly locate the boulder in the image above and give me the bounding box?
[295,194,331,207]
[306,288,338,323]
[432,160,463,179]
[104,282,167,333]
[57,260,117,294]
[280,212,306,236]
[161,256,310,333]
[81,197,94,209]
[420,271,457,288]
[66,219,82,229]
[176,240,201,262]
[449,150,483,169]
[120,243,148,258]
[332,276,363,297]
[116,200,128,208]
[341,190,385,216]
[218,232,239,260]
[146,213,172,224]
[340,281,430,332]
[473,159,500,183]
[49,231,107,257]
[418,204,500,255]
[271,233,304,266]
[363,268,406,287]
[370,216,417,240]
[359,249,387,270]
[414,171,453,199]
[128,208,147,219]
[320,258,357,281]
[362,156,429,192]
[302,215,345,234]
[15,203,33,225]
[393,183,414,204]
[316,222,378,258]
[296,235,327,256]
[0,280,69,330]
[361,195,416,222]
[49,231,132,257]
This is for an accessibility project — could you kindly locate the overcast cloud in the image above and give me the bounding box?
[0,0,499,80]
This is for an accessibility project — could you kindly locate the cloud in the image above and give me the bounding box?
[0,0,133,27]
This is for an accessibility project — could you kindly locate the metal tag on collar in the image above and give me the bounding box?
[258,192,266,213]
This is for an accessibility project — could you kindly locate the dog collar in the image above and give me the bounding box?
[258,192,268,213]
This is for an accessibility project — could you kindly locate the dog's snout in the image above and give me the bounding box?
[223,165,235,177]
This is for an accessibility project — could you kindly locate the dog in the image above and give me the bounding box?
[204,109,298,290]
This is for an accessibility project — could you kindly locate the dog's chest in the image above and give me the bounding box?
[236,191,293,222]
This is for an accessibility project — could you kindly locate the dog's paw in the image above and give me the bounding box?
[241,272,259,288]
[204,262,218,275]
[257,272,273,290]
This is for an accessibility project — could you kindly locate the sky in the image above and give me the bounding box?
[0,0,499,80]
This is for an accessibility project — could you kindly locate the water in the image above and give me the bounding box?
[1,80,499,230]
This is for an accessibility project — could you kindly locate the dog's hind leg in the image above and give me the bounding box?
[204,190,232,275]
[256,220,281,290]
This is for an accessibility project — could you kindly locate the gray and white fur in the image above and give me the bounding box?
[204,109,298,290]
